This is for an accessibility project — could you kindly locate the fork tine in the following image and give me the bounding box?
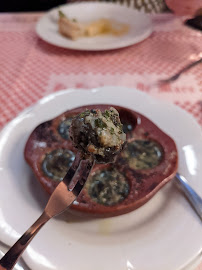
[44,152,94,218]
[158,74,180,85]
[62,151,82,187]
[68,158,95,195]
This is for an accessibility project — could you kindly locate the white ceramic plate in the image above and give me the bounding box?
[0,87,201,270]
[36,2,152,51]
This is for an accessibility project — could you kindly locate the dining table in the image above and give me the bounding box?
[0,7,201,270]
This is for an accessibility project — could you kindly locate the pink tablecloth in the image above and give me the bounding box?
[0,12,202,128]
[0,11,201,269]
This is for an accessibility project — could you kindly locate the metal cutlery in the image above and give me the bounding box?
[158,57,202,84]
[175,173,202,220]
[0,152,94,270]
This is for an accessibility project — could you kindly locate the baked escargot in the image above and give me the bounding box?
[69,107,126,163]
[24,105,178,217]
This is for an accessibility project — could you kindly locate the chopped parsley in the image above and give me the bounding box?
[58,10,66,18]
[104,110,110,118]
[95,118,107,129]
[110,127,114,134]
[79,110,90,118]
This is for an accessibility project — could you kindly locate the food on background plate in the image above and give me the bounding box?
[24,105,178,217]
[58,10,129,40]
[69,107,126,163]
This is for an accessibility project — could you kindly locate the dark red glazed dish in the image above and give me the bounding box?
[24,105,178,217]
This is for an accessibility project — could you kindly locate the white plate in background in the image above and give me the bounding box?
[0,87,201,270]
[36,2,152,51]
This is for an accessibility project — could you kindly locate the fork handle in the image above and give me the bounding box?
[175,173,202,220]
[177,58,202,77]
[0,211,50,270]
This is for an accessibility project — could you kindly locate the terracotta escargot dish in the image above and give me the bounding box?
[24,105,178,218]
